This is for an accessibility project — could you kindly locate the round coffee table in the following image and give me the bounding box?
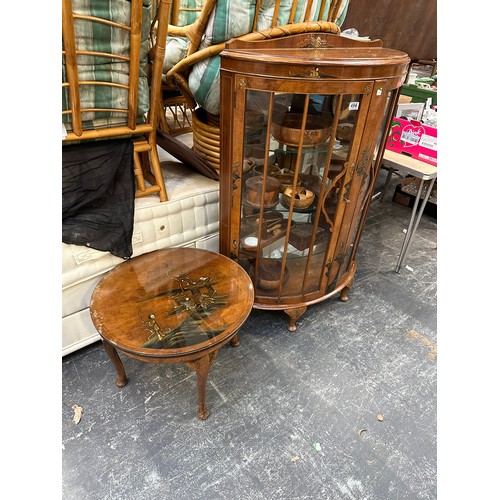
[90,248,254,419]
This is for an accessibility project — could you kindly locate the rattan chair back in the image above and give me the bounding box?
[62,0,172,201]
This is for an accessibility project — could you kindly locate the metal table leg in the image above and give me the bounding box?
[380,166,395,203]
[395,177,436,273]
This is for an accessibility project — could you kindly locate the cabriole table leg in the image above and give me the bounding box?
[229,332,240,346]
[101,339,128,387]
[185,351,218,420]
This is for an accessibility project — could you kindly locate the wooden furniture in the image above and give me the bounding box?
[165,0,349,110]
[219,32,410,330]
[379,150,437,273]
[163,0,350,170]
[90,247,254,419]
[155,0,205,136]
[62,0,171,201]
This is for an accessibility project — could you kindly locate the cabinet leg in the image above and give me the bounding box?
[284,306,307,332]
[340,278,354,302]
[185,352,218,420]
[102,340,128,387]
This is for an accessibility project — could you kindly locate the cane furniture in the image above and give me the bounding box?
[162,0,351,170]
[157,0,206,135]
[62,0,172,201]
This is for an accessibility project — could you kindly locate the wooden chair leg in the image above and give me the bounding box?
[147,136,168,201]
[140,150,149,174]
[157,94,171,134]
[132,137,168,202]
[133,148,147,192]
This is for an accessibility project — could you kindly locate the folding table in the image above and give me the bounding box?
[379,150,437,273]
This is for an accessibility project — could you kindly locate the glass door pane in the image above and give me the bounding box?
[237,89,364,300]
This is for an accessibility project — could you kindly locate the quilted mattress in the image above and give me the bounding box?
[62,150,220,356]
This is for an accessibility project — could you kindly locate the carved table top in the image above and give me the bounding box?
[90,248,254,361]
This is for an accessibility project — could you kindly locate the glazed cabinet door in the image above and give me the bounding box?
[327,84,399,292]
[226,77,383,306]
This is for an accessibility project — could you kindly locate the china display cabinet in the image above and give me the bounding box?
[219,33,410,331]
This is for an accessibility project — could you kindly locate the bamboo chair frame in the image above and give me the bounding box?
[161,0,344,170]
[170,0,205,25]
[62,0,172,202]
[151,0,205,136]
[165,0,345,110]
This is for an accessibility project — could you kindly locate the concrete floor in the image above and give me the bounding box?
[61,169,437,499]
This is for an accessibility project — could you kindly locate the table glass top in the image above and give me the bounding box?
[90,248,254,357]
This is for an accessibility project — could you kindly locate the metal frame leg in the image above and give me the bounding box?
[395,177,436,273]
[380,166,395,203]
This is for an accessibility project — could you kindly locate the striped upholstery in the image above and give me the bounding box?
[163,0,205,72]
[187,0,350,115]
[62,0,152,131]
[174,0,205,25]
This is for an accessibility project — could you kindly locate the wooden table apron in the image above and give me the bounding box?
[89,247,254,419]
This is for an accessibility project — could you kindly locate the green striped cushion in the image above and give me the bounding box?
[174,0,206,26]
[164,0,205,72]
[257,0,337,28]
[188,0,350,115]
[163,36,190,72]
[62,0,152,132]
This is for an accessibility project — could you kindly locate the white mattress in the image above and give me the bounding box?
[62,154,220,356]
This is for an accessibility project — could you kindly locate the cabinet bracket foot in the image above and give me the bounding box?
[284,307,307,332]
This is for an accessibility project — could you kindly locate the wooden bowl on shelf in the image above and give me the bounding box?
[298,174,322,195]
[241,218,293,252]
[282,186,315,209]
[242,236,260,251]
[245,176,281,207]
[240,210,283,234]
[234,159,256,175]
[252,258,289,290]
[271,173,297,193]
[336,122,354,142]
[271,113,333,146]
[252,164,281,177]
[243,159,256,173]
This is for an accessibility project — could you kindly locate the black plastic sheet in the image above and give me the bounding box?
[62,139,135,259]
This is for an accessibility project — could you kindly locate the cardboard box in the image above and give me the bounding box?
[393,179,437,220]
[385,117,437,166]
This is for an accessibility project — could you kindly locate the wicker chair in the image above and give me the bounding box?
[155,0,206,135]
[162,0,351,170]
[62,0,172,201]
